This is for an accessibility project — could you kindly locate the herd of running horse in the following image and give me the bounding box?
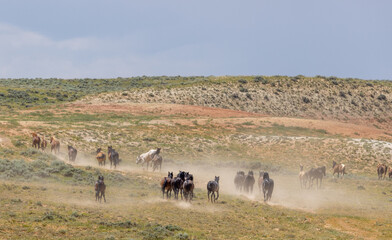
[30,133,391,204]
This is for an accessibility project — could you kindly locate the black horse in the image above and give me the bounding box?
[95,176,106,203]
[207,176,220,203]
[171,171,186,200]
[183,174,194,202]
[67,145,77,162]
[308,166,326,189]
[108,146,120,169]
[243,171,255,194]
[234,171,245,192]
[262,172,274,202]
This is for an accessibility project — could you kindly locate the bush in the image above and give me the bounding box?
[302,97,311,103]
[20,148,39,157]
[377,94,387,101]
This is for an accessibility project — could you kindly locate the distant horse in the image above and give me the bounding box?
[67,145,77,162]
[108,146,120,169]
[262,172,274,202]
[160,172,173,199]
[388,167,392,179]
[136,148,161,171]
[332,161,346,178]
[95,176,106,203]
[243,171,255,194]
[308,166,326,189]
[96,148,106,166]
[50,137,60,154]
[40,137,47,151]
[207,176,220,203]
[234,171,245,192]
[298,165,307,189]
[183,174,194,202]
[32,133,41,149]
[257,171,265,193]
[171,171,185,200]
[152,155,163,172]
[377,163,388,180]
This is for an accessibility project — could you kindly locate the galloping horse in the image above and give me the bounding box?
[258,171,265,193]
[207,176,220,203]
[308,166,326,189]
[332,161,346,178]
[96,148,106,166]
[50,137,60,154]
[183,174,194,202]
[298,165,307,189]
[262,172,274,202]
[152,155,163,172]
[243,171,255,194]
[67,145,77,162]
[95,176,106,203]
[171,171,185,200]
[108,146,120,169]
[31,133,41,149]
[160,172,173,199]
[377,163,388,180]
[136,148,161,171]
[40,137,47,151]
[234,171,245,192]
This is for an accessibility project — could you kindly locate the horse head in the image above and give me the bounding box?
[156,148,161,155]
[332,161,337,168]
[215,176,220,183]
[263,172,269,180]
[300,165,303,171]
[50,137,54,143]
[169,172,173,178]
[259,171,264,177]
[136,156,142,164]
[248,171,253,176]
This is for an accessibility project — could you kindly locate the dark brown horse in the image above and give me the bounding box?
[234,171,245,192]
[207,176,220,203]
[332,161,346,178]
[243,171,255,194]
[95,176,106,203]
[96,148,106,166]
[50,137,60,154]
[171,171,185,200]
[108,146,120,169]
[40,137,47,151]
[68,145,77,162]
[377,163,388,180]
[160,172,173,199]
[262,172,274,202]
[32,133,41,149]
[183,174,194,202]
[308,166,326,189]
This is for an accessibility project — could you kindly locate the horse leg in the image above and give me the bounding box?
[207,191,210,202]
[216,190,219,201]
[103,192,106,203]
[212,192,215,203]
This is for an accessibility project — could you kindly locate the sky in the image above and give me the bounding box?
[0,0,391,79]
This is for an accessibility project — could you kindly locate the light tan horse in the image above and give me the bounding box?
[298,165,307,189]
[332,161,346,178]
[50,137,60,154]
[96,148,106,166]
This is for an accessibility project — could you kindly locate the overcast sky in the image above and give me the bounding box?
[0,1,391,79]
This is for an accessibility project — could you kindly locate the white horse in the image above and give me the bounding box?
[136,148,161,171]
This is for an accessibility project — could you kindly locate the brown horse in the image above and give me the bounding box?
[160,172,173,199]
[68,145,77,162]
[31,133,41,149]
[332,161,346,178]
[183,174,194,202]
[50,137,60,154]
[96,148,106,166]
[388,167,392,179]
[152,155,163,172]
[377,163,388,180]
[40,137,47,151]
[95,176,106,203]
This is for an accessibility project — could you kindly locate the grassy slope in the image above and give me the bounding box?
[0,76,392,239]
